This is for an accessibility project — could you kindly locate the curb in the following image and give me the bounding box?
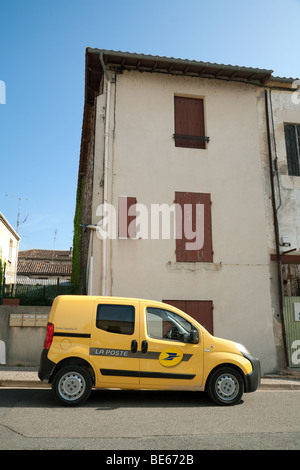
[0,380,50,388]
[0,376,300,390]
[259,381,300,390]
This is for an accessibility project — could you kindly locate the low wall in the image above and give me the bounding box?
[0,305,51,366]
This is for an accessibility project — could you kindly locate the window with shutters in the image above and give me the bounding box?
[174,96,208,149]
[284,123,300,176]
[118,196,137,238]
[175,191,213,263]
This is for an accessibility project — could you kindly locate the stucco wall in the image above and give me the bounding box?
[0,214,20,284]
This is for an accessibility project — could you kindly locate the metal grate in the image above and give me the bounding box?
[173,134,210,143]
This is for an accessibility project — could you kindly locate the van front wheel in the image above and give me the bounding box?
[52,365,92,406]
[206,367,244,406]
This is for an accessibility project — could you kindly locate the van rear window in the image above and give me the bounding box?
[96,304,135,335]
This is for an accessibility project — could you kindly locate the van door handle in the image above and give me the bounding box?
[141,340,148,354]
[131,340,138,353]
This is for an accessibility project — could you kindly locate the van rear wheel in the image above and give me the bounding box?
[52,365,92,406]
[206,367,244,406]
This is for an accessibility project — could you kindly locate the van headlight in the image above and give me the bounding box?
[234,342,250,355]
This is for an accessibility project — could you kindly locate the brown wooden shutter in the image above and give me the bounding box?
[163,300,214,334]
[118,196,137,238]
[127,197,137,238]
[174,97,205,149]
[175,191,213,262]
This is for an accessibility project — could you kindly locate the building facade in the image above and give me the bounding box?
[258,83,300,369]
[0,212,20,285]
[74,49,300,374]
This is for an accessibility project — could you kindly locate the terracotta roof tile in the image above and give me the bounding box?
[18,249,72,261]
[17,261,72,276]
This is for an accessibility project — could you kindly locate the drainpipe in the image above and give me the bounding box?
[100,53,112,296]
[265,89,288,367]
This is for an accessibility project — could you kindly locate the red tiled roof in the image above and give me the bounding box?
[17,261,72,276]
[18,249,72,261]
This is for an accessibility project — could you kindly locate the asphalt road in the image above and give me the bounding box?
[0,387,299,451]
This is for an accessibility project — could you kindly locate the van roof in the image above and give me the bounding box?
[54,295,168,305]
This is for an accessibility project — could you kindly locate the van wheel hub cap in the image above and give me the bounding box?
[216,374,239,400]
[58,373,86,401]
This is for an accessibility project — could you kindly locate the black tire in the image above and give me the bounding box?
[52,365,92,406]
[206,367,244,406]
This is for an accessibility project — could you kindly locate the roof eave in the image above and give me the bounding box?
[0,212,21,241]
[86,48,274,88]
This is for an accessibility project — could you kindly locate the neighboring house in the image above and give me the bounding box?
[0,212,20,284]
[260,85,300,294]
[17,249,72,283]
[74,48,300,374]
[257,84,300,368]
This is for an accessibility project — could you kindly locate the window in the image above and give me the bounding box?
[8,239,13,263]
[118,196,137,238]
[284,124,300,176]
[96,304,135,335]
[174,96,208,149]
[146,307,195,343]
[175,191,213,263]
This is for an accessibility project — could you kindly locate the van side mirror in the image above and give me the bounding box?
[190,329,199,344]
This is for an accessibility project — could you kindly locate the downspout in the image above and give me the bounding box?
[88,233,94,295]
[100,51,110,82]
[100,52,112,296]
[264,89,288,367]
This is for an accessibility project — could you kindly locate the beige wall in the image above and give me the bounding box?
[90,71,278,373]
[0,214,20,284]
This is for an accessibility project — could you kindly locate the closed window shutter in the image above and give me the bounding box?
[174,97,205,149]
[118,196,137,238]
[127,197,137,238]
[175,191,213,262]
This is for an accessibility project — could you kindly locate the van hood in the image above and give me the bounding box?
[203,331,247,356]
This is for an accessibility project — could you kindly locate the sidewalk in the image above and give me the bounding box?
[1,366,300,390]
[0,366,50,388]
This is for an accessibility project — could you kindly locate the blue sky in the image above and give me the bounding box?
[1,0,299,251]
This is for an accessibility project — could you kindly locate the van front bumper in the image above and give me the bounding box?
[243,353,261,393]
[38,349,56,383]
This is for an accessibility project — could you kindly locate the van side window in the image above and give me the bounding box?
[146,307,193,343]
[96,305,135,335]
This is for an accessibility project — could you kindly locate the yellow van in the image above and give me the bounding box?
[38,295,260,406]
